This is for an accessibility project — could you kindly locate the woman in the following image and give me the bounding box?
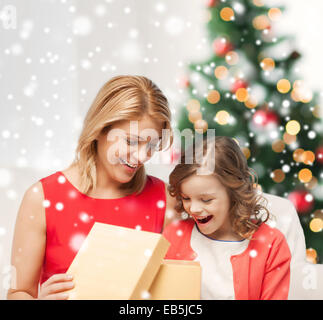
[7,75,178,300]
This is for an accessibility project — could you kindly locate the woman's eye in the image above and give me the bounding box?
[126,138,138,146]
[148,143,158,150]
[147,140,161,151]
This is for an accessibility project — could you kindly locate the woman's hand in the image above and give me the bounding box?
[37,273,74,300]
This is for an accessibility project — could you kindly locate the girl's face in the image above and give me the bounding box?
[180,173,234,240]
[96,114,162,184]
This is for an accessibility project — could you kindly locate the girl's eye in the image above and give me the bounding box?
[201,199,212,203]
[182,197,189,201]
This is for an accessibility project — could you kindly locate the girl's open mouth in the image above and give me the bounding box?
[194,215,213,225]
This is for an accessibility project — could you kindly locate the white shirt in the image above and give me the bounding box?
[190,224,249,300]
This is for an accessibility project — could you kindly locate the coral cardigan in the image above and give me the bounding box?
[162,219,291,300]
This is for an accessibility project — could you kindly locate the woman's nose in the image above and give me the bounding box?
[132,144,151,164]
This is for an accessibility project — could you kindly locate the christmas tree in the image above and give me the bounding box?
[176,0,323,263]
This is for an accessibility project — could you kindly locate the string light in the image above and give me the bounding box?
[286,120,301,135]
[298,168,313,183]
[214,66,228,79]
[188,111,202,123]
[253,0,264,6]
[225,51,239,65]
[306,248,317,264]
[242,147,251,160]
[186,99,200,112]
[309,218,323,233]
[305,177,318,190]
[214,110,230,125]
[194,119,208,132]
[207,90,221,104]
[252,15,270,30]
[260,57,275,71]
[268,8,282,21]
[283,132,296,145]
[271,169,285,183]
[277,79,291,94]
[235,88,249,102]
[244,96,258,109]
[302,151,315,165]
[272,140,285,153]
[293,148,304,162]
[220,7,235,22]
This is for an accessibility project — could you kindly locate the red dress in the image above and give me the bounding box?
[39,171,166,284]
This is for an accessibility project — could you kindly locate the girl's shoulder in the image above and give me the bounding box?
[251,221,289,249]
[162,218,195,240]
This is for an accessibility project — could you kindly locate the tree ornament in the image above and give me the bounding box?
[212,37,233,57]
[252,109,279,127]
[288,190,314,215]
[231,79,248,93]
[206,0,218,8]
[178,76,190,89]
[315,146,323,165]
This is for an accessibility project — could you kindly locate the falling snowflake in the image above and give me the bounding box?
[68,190,78,199]
[141,290,151,300]
[249,249,258,258]
[79,212,90,223]
[55,202,64,211]
[0,168,12,187]
[164,16,184,36]
[156,200,165,209]
[267,219,277,229]
[144,249,152,257]
[69,233,87,252]
[176,229,183,237]
[58,175,66,184]
[0,227,6,236]
[42,199,51,208]
[72,16,92,36]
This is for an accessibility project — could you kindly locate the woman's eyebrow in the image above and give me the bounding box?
[127,134,162,142]
[199,192,217,196]
[127,134,145,141]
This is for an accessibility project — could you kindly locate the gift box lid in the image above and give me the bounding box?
[66,222,170,299]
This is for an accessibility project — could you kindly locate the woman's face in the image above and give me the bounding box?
[96,114,163,184]
[180,173,234,240]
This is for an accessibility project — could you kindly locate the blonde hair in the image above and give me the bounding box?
[70,75,173,196]
[168,136,270,239]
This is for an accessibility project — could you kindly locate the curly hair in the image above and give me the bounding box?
[168,136,271,239]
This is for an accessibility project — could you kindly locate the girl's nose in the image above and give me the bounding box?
[189,202,203,214]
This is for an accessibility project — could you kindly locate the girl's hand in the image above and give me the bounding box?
[37,273,74,300]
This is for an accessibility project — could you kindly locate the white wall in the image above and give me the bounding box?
[0,0,322,299]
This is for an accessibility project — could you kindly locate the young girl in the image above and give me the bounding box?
[163,136,291,300]
[8,75,179,300]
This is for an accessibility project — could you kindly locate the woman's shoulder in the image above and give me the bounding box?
[39,171,60,183]
[146,174,165,186]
